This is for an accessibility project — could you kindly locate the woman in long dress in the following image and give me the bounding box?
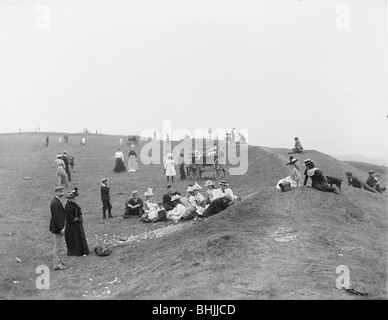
[164,154,176,182]
[128,145,139,172]
[55,154,70,187]
[113,147,126,172]
[276,156,301,189]
[64,188,90,256]
[302,159,339,193]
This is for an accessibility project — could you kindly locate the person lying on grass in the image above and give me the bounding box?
[302,159,339,194]
[346,171,377,193]
[201,195,234,219]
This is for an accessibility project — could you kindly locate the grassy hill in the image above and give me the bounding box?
[0,133,386,300]
[343,161,387,177]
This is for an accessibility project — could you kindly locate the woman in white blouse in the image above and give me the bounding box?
[113,147,126,173]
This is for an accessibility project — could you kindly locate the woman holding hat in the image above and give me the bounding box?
[303,159,339,193]
[55,154,70,187]
[113,147,126,173]
[276,156,301,189]
[64,188,90,256]
[127,145,139,172]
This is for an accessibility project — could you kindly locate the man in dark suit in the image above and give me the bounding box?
[62,151,71,182]
[50,186,67,270]
[202,195,233,218]
[101,177,113,219]
[123,191,144,218]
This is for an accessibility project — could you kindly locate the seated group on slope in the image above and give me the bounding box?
[122,180,241,223]
[276,156,386,196]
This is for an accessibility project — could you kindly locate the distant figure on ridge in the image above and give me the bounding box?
[288,137,303,154]
[45,135,49,147]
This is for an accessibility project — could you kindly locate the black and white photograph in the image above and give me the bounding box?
[0,0,387,306]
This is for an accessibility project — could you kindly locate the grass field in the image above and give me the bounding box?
[0,132,386,300]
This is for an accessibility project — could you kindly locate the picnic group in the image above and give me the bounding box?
[49,136,385,271]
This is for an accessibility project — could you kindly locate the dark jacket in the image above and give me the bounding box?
[202,197,230,218]
[366,176,377,188]
[101,185,111,202]
[162,193,174,211]
[303,169,333,191]
[49,197,65,234]
[348,176,363,188]
[125,197,144,216]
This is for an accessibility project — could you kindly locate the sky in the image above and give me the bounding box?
[0,0,387,163]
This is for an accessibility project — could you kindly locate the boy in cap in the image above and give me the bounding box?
[346,171,376,193]
[49,186,67,270]
[101,178,113,219]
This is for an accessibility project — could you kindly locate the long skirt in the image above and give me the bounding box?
[56,167,69,186]
[128,156,139,171]
[179,164,186,180]
[165,164,176,176]
[312,181,337,192]
[114,158,126,172]
[65,222,89,256]
[276,176,298,189]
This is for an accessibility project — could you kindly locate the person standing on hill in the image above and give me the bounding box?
[366,170,386,195]
[62,151,71,182]
[101,177,113,219]
[164,153,176,182]
[113,147,126,173]
[80,136,86,149]
[49,186,67,271]
[55,154,70,187]
[345,171,376,193]
[64,188,90,256]
[288,137,303,154]
[127,145,139,172]
[178,149,186,180]
[302,159,339,194]
[45,135,49,147]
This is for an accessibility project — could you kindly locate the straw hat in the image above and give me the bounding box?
[192,182,202,190]
[54,186,64,192]
[132,191,139,196]
[186,186,194,192]
[219,180,229,186]
[204,180,214,187]
[170,194,181,201]
[286,156,298,165]
[303,159,315,168]
[101,177,108,183]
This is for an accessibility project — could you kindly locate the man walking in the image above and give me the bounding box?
[62,151,71,182]
[49,186,67,270]
[101,177,113,219]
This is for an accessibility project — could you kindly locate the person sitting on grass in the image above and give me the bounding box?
[166,194,186,222]
[123,191,144,218]
[366,170,386,195]
[218,180,241,202]
[140,188,158,221]
[288,137,304,154]
[302,159,339,194]
[276,156,301,189]
[346,171,376,193]
[204,180,222,204]
[201,195,233,218]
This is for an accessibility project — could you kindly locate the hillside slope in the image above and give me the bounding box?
[0,134,386,300]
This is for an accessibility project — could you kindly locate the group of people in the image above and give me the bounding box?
[115,180,241,223]
[50,186,89,270]
[276,137,386,195]
[113,145,139,173]
[55,150,75,187]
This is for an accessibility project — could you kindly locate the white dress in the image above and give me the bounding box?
[167,203,186,221]
[165,159,176,176]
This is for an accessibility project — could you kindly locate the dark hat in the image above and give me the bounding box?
[65,188,79,199]
[368,170,375,175]
[294,137,299,140]
[345,171,353,176]
[219,180,229,186]
[286,156,298,165]
[63,150,68,154]
[303,159,315,167]
[166,184,172,189]
[54,186,64,192]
